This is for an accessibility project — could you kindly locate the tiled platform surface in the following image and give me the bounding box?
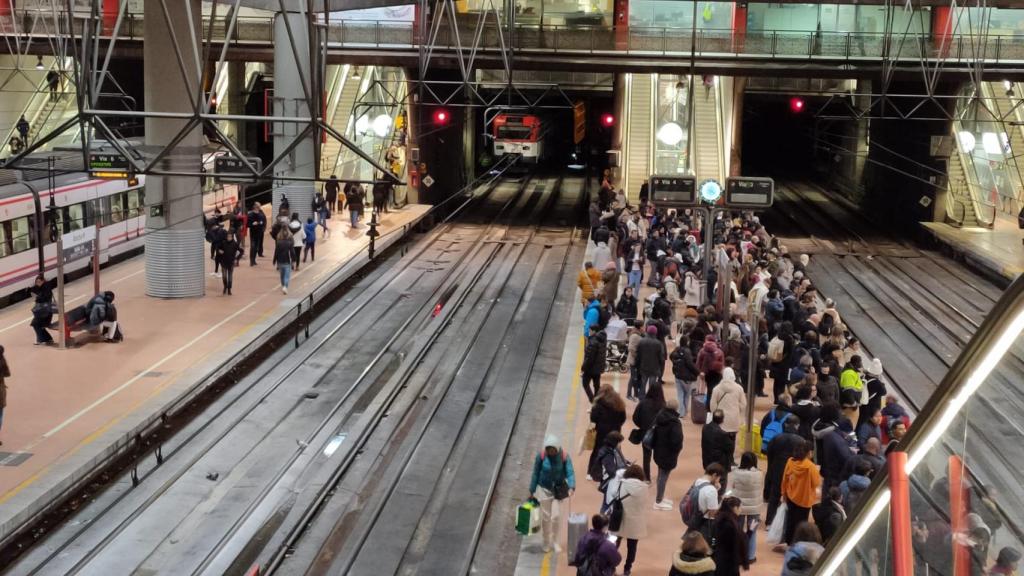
[0,205,430,543]
[922,217,1024,282]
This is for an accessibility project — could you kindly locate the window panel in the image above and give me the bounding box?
[11,216,32,254]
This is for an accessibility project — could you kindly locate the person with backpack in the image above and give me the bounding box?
[288,213,304,271]
[839,460,872,514]
[606,464,648,576]
[588,384,626,473]
[711,496,748,576]
[302,217,317,263]
[727,452,763,564]
[580,330,608,403]
[781,440,821,547]
[765,415,802,527]
[591,431,628,505]
[570,514,622,576]
[671,336,699,420]
[696,335,725,410]
[312,191,330,237]
[631,384,665,479]
[760,396,792,454]
[206,219,227,277]
[529,435,576,553]
[680,462,725,541]
[633,325,665,399]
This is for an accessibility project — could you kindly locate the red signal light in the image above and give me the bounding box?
[790,97,805,113]
[433,109,450,125]
[601,113,615,127]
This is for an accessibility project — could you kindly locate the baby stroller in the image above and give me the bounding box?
[604,316,630,373]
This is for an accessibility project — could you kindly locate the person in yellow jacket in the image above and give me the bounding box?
[839,355,865,395]
[577,261,602,306]
[781,440,821,549]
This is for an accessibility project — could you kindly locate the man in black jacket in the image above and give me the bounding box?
[580,331,607,403]
[651,399,684,509]
[246,202,267,264]
[764,417,804,525]
[634,325,666,399]
[671,336,699,421]
[700,410,734,491]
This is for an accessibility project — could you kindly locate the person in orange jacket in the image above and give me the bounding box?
[781,439,821,548]
[577,261,602,306]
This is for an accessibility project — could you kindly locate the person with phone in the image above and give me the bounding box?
[569,514,622,576]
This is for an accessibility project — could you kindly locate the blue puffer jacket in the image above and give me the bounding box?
[529,449,576,495]
[781,541,825,576]
[583,300,601,337]
[303,221,317,245]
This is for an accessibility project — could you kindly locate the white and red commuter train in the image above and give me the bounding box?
[0,150,237,301]
[492,113,543,163]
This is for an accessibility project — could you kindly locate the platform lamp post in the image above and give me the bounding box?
[46,156,66,349]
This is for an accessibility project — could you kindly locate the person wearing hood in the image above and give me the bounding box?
[288,213,304,270]
[669,532,716,576]
[721,325,748,384]
[634,325,666,399]
[605,464,649,576]
[696,335,725,409]
[781,522,825,576]
[583,296,602,338]
[839,460,872,513]
[709,366,746,437]
[859,357,887,428]
[812,487,846,545]
[815,401,852,492]
[781,440,821,547]
[645,398,683,510]
[683,269,702,309]
[581,330,608,403]
[967,512,993,576]
[529,434,576,552]
[578,262,602,305]
[570,514,622,576]
[601,261,619,305]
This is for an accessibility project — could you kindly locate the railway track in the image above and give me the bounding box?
[763,179,1024,549]
[4,166,588,575]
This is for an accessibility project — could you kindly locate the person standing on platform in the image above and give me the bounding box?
[709,366,745,444]
[216,230,243,295]
[0,346,7,445]
[247,202,266,265]
[696,335,725,409]
[325,175,340,213]
[206,218,227,278]
[727,452,764,564]
[670,532,716,576]
[634,325,665,399]
[671,336,699,420]
[569,514,622,576]
[312,191,330,238]
[372,178,389,216]
[30,275,56,345]
[580,329,607,403]
[701,410,734,489]
[577,262,601,306]
[632,383,665,479]
[346,183,365,228]
[651,398,683,510]
[781,440,821,548]
[302,217,317,263]
[711,496,749,576]
[528,435,575,553]
[588,385,626,482]
[274,227,295,294]
[609,463,649,576]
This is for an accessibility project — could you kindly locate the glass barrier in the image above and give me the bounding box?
[816,276,1024,575]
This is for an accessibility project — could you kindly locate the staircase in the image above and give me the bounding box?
[320,65,362,178]
[623,73,653,201]
[691,80,723,183]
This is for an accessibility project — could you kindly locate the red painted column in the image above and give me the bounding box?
[614,0,629,51]
[949,455,971,576]
[932,6,954,58]
[731,2,747,54]
[102,0,119,35]
[889,452,913,576]
[0,0,11,17]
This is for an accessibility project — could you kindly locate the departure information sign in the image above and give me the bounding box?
[725,177,774,208]
[214,155,262,183]
[89,153,130,178]
[649,175,696,206]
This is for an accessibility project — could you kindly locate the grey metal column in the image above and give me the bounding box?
[272,8,316,224]
[144,0,205,298]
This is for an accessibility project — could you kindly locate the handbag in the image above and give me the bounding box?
[582,424,597,452]
[641,409,664,449]
[628,428,644,445]
[552,451,571,500]
[766,502,788,545]
[607,485,630,532]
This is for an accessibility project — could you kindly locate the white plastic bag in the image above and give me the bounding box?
[766,502,787,545]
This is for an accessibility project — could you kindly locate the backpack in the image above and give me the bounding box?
[761,408,789,453]
[597,305,611,331]
[767,336,785,363]
[679,481,706,529]
[607,485,630,532]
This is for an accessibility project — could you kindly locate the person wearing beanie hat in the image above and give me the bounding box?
[859,357,887,430]
[992,546,1022,575]
[529,434,576,552]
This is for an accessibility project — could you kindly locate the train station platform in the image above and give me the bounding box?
[514,248,785,576]
[0,204,430,544]
[922,218,1024,283]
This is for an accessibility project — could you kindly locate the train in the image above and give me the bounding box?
[0,149,237,303]
[492,113,544,163]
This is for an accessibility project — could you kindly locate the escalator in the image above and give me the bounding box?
[622,73,653,199]
[690,77,724,183]
[320,64,362,178]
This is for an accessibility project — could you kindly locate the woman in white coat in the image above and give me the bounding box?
[607,463,649,576]
[709,367,747,435]
[727,451,764,563]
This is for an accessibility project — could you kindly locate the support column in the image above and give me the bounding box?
[888,452,913,576]
[949,455,971,576]
[729,77,746,176]
[102,0,119,34]
[731,1,747,53]
[225,61,245,145]
[272,8,317,225]
[614,0,629,50]
[932,6,954,58]
[144,0,205,298]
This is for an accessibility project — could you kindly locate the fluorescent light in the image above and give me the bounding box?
[906,307,1024,472]
[372,114,391,137]
[957,130,976,153]
[817,488,893,575]
[657,122,684,146]
[982,132,1003,155]
[355,115,369,135]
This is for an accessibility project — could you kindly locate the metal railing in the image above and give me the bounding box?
[6,11,1024,63]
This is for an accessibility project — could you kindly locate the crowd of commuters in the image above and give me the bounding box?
[528,176,1018,576]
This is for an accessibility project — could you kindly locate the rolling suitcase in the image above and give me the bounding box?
[690,377,708,425]
[567,508,588,565]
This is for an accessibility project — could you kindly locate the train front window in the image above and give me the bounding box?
[497,125,533,140]
[10,216,31,254]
